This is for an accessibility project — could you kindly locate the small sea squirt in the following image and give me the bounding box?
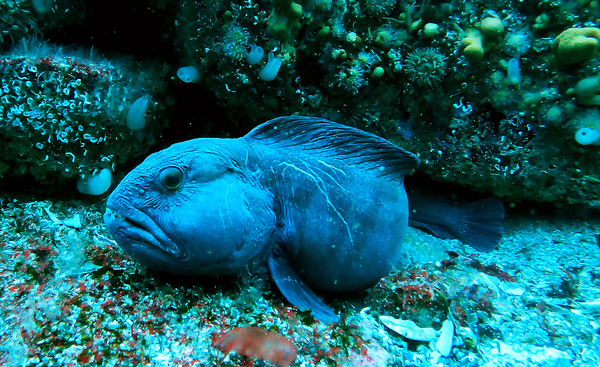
[126,95,151,131]
[259,52,283,81]
[212,326,297,367]
[246,45,265,65]
[176,65,201,83]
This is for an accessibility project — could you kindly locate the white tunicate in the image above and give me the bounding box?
[246,45,264,65]
[507,58,521,85]
[126,95,151,131]
[32,0,54,14]
[177,66,201,83]
[76,168,112,195]
[575,127,600,145]
[259,52,283,81]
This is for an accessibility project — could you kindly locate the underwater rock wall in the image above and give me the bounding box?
[1,0,600,206]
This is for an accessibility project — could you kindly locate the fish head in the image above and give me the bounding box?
[104,138,277,276]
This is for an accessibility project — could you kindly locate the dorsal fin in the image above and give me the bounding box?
[245,116,420,180]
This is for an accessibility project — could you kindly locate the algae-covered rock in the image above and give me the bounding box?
[164,0,600,207]
[0,40,170,188]
[5,0,600,207]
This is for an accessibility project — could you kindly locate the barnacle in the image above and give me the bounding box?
[212,326,297,367]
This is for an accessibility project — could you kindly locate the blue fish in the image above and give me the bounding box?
[104,116,503,323]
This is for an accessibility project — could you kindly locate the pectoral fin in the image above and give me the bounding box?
[267,247,340,324]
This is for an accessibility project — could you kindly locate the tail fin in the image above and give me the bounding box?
[455,197,505,252]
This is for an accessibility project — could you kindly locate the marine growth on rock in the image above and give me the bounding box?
[212,326,297,367]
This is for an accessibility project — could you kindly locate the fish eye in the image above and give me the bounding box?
[159,167,183,190]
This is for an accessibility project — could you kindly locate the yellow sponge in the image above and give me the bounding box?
[460,13,503,63]
[573,74,600,105]
[552,27,600,66]
[480,16,504,40]
[462,29,485,63]
[267,0,302,42]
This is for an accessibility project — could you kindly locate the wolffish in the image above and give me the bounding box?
[104,116,503,323]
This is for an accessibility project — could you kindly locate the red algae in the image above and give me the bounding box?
[212,326,297,367]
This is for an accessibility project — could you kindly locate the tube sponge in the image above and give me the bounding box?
[76,168,112,195]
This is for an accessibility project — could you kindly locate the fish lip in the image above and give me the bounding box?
[104,207,187,259]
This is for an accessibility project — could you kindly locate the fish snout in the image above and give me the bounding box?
[103,207,186,259]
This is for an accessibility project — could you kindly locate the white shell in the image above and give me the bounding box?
[435,319,454,357]
[499,282,525,296]
[62,214,82,228]
[379,315,438,341]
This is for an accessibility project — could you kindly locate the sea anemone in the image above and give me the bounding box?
[403,47,447,88]
[334,59,367,95]
[223,24,250,62]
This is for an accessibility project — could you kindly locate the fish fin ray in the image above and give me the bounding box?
[408,220,455,239]
[456,197,505,252]
[267,247,340,324]
[409,197,504,252]
[245,116,419,180]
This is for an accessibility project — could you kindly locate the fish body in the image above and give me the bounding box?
[104,116,502,323]
[254,130,415,293]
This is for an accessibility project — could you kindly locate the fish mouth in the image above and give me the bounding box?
[104,207,187,259]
